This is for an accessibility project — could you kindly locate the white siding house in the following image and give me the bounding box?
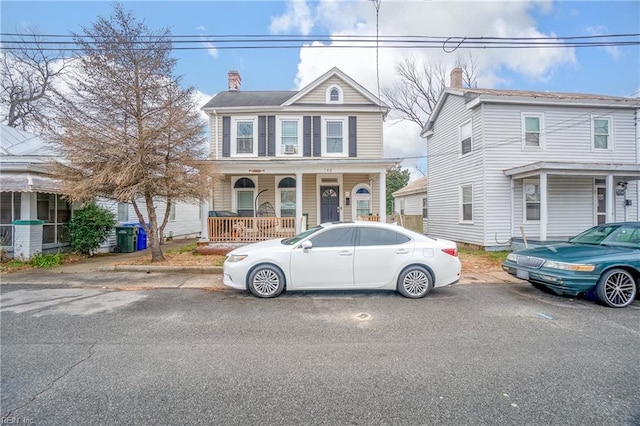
[392,176,428,233]
[421,68,640,250]
[0,125,201,258]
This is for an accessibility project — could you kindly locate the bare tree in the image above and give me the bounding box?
[0,29,70,131]
[382,55,479,129]
[49,3,213,262]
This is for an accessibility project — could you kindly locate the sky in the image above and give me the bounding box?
[2,0,639,177]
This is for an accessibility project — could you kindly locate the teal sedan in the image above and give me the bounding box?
[502,222,640,308]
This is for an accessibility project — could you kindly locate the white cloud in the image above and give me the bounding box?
[587,25,621,60]
[269,0,314,36]
[196,26,218,59]
[291,0,577,177]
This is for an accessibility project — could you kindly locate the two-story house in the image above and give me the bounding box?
[421,68,640,250]
[201,68,397,242]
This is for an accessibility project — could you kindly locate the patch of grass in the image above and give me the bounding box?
[167,242,198,254]
[459,247,509,263]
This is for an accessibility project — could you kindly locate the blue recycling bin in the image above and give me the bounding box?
[136,224,148,250]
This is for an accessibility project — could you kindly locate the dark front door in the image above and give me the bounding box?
[320,186,340,223]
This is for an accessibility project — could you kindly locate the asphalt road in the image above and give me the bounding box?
[1,282,639,425]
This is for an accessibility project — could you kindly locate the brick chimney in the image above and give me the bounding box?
[450,67,463,88]
[228,70,241,91]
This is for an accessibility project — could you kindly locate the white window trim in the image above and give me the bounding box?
[169,204,176,222]
[117,202,129,222]
[591,115,613,152]
[521,113,544,149]
[326,84,343,104]
[231,116,258,157]
[459,120,472,157]
[523,178,541,223]
[275,175,296,218]
[231,176,258,215]
[351,183,372,219]
[322,116,348,157]
[460,183,473,224]
[276,117,302,157]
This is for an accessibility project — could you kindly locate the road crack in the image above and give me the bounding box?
[5,341,98,417]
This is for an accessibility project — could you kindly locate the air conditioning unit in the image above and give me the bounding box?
[284,145,297,154]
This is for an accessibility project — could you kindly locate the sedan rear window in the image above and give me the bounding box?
[357,227,411,246]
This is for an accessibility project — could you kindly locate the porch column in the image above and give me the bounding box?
[199,198,209,241]
[379,171,387,223]
[296,172,303,233]
[606,174,615,223]
[540,172,548,241]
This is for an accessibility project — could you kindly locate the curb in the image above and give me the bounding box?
[100,265,223,274]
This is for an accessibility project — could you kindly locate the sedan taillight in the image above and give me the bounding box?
[441,248,458,257]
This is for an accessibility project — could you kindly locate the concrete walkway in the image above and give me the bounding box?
[1,238,521,290]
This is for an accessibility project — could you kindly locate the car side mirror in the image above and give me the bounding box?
[299,240,312,251]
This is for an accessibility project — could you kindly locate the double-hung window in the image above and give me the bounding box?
[592,117,611,150]
[422,198,428,219]
[524,179,540,221]
[523,114,543,148]
[117,202,129,222]
[236,120,254,154]
[326,120,344,154]
[280,120,299,155]
[461,184,473,222]
[460,121,472,156]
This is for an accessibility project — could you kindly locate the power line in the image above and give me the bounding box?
[1,32,639,52]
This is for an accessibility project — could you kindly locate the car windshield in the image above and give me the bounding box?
[569,224,640,248]
[281,226,324,245]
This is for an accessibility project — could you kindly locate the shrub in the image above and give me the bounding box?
[29,252,67,268]
[68,203,116,256]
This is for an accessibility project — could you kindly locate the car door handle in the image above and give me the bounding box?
[338,251,353,256]
[395,249,409,254]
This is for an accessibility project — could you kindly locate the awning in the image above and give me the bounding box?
[0,173,62,194]
[504,161,640,180]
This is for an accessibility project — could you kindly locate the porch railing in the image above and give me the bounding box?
[208,217,297,243]
[357,215,380,222]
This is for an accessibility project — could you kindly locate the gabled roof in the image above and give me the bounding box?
[201,67,389,112]
[392,176,428,197]
[421,87,640,137]
[283,67,389,109]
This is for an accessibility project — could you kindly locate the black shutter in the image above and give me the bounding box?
[267,115,276,156]
[222,116,230,157]
[303,116,311,157]
[258,116,266,156]
[348,116,357,157]
[312,116,321,157]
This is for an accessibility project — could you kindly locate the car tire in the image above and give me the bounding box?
[595,268,637,308]
[397,266,433,299]
[248,265,285,298]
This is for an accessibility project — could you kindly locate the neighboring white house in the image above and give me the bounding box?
[0,125,201,258]
[392,176,428,233]
[200,68,398,241]
[421,68,640,250]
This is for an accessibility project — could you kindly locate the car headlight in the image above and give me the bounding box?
[507,253,518,262]
[226,254,248,263]
[543,260,595,272]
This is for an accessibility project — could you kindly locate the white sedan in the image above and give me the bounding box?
[223,221,461,298]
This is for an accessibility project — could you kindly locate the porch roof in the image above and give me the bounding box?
[209,158,400,175]
[0,172,61,193]
[504,161,640,180]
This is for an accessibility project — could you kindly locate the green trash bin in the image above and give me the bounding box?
[116,226,138,253]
